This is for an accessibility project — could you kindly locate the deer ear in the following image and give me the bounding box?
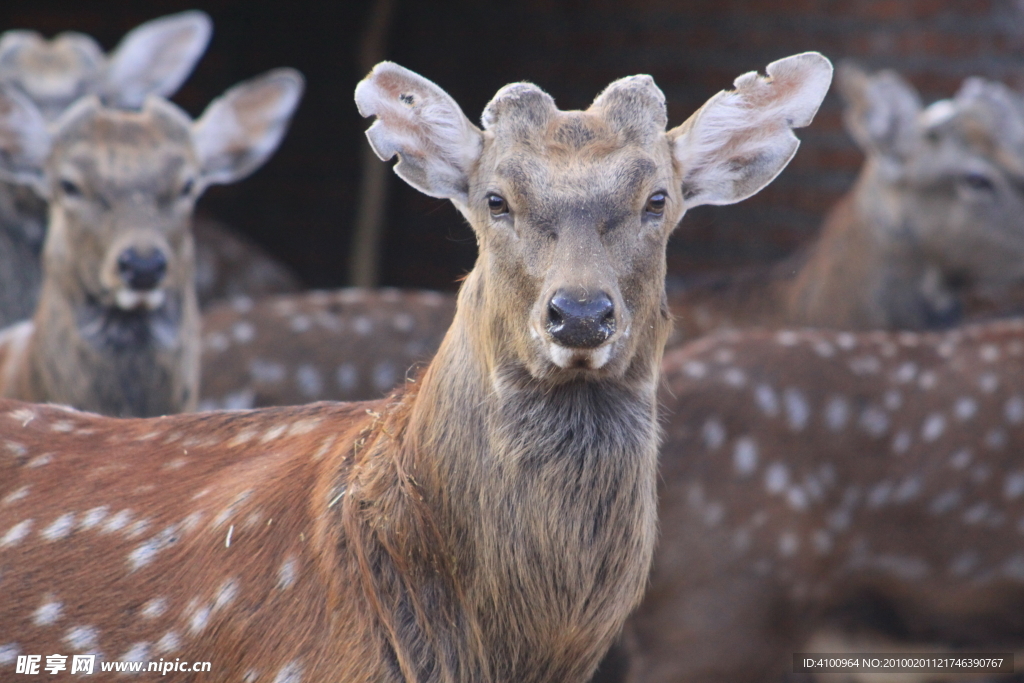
[191,68,304,188]
[0,84,50,197]
[669,52,832,208]
[102,11,213,109]
[355,61,483,204]
[836,62,921,160]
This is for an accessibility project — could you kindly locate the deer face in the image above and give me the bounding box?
[0,68,303,335]
[357,56,832,383]
[840,66,1024,290]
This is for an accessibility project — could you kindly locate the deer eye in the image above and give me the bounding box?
[487,194,509,217]
[59,178,82,197]
[961,172,994,192]
[645,192,667,216]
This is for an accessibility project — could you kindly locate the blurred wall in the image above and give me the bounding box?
[4,0,1024,291]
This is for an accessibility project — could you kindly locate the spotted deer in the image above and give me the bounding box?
[0,69,303,417]
[0,12,300,326]
[0,55,831,682]
[589,321,1024,683]
[669,64,1024,345]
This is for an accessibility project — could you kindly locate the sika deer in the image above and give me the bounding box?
[670,65,1024,343]
[0,12,300,324]
[0,55,830,682]
[0,69,303,417]
[603,321,1024,683]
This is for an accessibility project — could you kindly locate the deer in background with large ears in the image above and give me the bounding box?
[0,12,300,326]
[0,68,303,417]
[669,63,1024,344]
[0,55,830,682]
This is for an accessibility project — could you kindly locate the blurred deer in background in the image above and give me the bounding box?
[669,64,1024,344]
[0,54,830,682]
[0,12,300,328]
[0,69,303,417]
[200,66,1024,410]
[594,321,1024,683]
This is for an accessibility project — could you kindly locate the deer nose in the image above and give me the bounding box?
[117,247,168,291]
[546,288,616,349]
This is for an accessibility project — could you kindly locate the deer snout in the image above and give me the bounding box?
[117,247,168,291]
[546,288,616,349]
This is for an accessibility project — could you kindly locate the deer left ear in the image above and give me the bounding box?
[669,52,832,208]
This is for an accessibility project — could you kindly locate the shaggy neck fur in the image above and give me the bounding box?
[23,257,199,418]
[340,267,665,683]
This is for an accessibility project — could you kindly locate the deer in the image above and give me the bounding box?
[0,54,832,682]
[197,66,1024,411]
[668,63,1024,346]
[0,12,301,327]
[585,320,1024,683]
[0,68,304,417]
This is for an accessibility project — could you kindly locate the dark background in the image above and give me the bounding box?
[7,0,1024,291]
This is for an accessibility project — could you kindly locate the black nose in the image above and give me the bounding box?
[117,247,167,291]
[546,288,616,349]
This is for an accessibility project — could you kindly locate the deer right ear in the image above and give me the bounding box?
[0,85,50,198]
[191,68,304,189]
[836,62,921,161]
[356,62,483,204]
[102,11,213,109]
[669,52,832,208]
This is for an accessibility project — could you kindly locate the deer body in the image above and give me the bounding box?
[0,70,303,417]
[613,320,1024,683]
[0,57,831,681]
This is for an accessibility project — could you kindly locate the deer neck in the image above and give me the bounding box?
[784,162,950,330]
[374,266,662,682]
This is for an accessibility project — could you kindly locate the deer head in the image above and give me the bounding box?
[356,55,833,390]
[0,69,303,416]
[838,63,1024,296]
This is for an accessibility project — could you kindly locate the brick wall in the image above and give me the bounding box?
[4,0,1024,290]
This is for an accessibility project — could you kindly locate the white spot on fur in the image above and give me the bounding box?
[353,316,373,336]
[754,384,779,417]
[41,513,75,541]
[1004,472,1024,500]
[683,361,707,378]
[273,660,304,683]
[249,359,286,384]
[733,437,758,476]
[64,625,98,651]
[787,487,808,511]
[1,519,32,547]
[891,430,911,455]
[289,315,312,333]
[986,428,1008,450]
[783,387,809,431]
[336,364,358,391]
[1006,395,1024,424]
[893,362,917,383]
[765,462,789,494]
[279,556,298,590]
[0,643,20,665]
[859,406,889,437]
[154,631,180,654]
[26,453,52,468]
[921,413,945,442]
[205,332,229,353]
[836,333,856,350]
[775,330,799,346]
[894,477,922,503]
[122,642,149,662]
[918,371,938,390]
[778,532,799,557]
[950,448,972,470]
[883,389,902,411]
[101,509,133,534]
[979,372,999,393]
[722,367,747,387]
[33,598,63,626]
[128,525,178,571]
[373,362,399,392]
[813,340,835,357]
[296,364,324,398]
[825,396,849,431]
[980,344,1000,362]
[954,396,978,421]
[2,485,29,506]
[260,424,288,443]
[140,598,167,619]
[702,419,726,450]
[232,321,255,344]
[848,355,881,375]
[188,605,211,635]
[930,490,961,515]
